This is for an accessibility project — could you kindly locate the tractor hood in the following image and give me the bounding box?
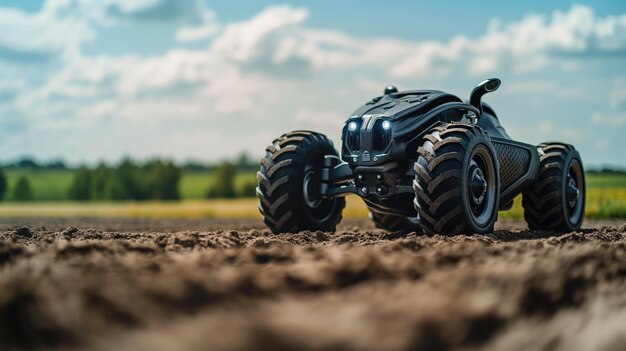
[341,90,464,167]
[348,90,462,121]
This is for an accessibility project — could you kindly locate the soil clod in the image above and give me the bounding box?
[12,226,32,238]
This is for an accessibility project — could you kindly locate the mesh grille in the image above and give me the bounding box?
[494,142,531,191]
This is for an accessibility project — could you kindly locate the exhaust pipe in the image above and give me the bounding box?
[470,78,501,115]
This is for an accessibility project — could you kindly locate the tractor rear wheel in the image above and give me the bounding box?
[522,142,585,231]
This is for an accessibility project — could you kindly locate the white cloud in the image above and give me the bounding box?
[1,2,625,164]
[211,5,308,64]
[200,4,626,77]
[0,0,215,63]
[2,3,625,73]
[174,3,220,42]
[393,5,626,76]
[0,5,94,62]
[592,112,626,126]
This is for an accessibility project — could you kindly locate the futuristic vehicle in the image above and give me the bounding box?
[257,78,585,235]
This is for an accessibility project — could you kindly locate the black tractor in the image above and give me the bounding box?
[257,78,585,235]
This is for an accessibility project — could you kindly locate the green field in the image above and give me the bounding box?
[3,169,257,201]
[4,169,75,201]
[179,171,257,199]
[586,173,626,188]
[1,169,625,219]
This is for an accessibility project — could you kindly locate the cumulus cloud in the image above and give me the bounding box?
[0,4,94,62]
[211,6,308,65]
[205,4,626,77]
[0,0,215,63]
[394,5,626,76]
[4,3,624,74]
[0,2,625,163]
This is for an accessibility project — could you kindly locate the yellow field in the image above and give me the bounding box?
[0,195,366,219]
[1,188,624,219]
[501,188,626,219]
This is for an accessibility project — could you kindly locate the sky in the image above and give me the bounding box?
[0,0,625,167]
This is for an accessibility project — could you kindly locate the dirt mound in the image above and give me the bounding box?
[1,219,625,350]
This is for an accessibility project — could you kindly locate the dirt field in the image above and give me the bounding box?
[1,218,625,351]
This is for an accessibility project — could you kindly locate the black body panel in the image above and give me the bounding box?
[476,107,511,139]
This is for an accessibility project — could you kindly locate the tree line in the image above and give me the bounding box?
[205,162,256,199]
[0,170,33,202]
[0,154,259,172]
[68,159,257,201]
[68,159,182,201]
[0,157,257,202]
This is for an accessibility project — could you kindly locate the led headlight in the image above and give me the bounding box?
[382,120,391,130]
[348,121,358,132]
[345,120,361,151]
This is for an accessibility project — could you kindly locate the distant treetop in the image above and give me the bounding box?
[1,157,68,170]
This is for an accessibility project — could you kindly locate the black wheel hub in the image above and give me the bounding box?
[566,158,584,226]
[469,166,488,206]
[465,147,496,226]
[567,175,580,208]
[301,162,342,225]
[303,168,322,208]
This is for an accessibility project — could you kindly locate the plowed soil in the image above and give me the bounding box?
[1,218,626,351]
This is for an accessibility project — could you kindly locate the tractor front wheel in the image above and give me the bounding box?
[413,123,500,235]
[257,131,345,233]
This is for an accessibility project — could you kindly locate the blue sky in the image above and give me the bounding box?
[0,0,625,167]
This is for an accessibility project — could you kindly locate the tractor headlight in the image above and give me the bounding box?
[345,119,361,151]
[348,121,358,132]
[381,120,391,130]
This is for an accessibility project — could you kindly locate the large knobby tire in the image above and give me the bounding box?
[257,131,345,233]
[414,123,500,235]
[522,142,585,231]
[368,210,421,232]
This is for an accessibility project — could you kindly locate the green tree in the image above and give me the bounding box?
[116,158,147,200]
[103,173,126,200]
[12,176,33,201]
[0,169,7,201]
[206,162,236,198]
[238,179,257,198]
[235,153,256,171]
[145,160,181,200]
[68,166,92,201]
[91,163,113,200]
